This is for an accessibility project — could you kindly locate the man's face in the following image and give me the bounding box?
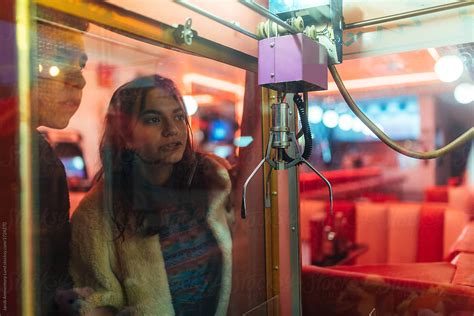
[35,24,87,129]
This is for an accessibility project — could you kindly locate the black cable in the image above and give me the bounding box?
[294,93,312,160]
[281,93,313,164]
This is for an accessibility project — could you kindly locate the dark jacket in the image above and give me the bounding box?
[37,133,73,315]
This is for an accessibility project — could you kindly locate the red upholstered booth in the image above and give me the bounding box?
[301,199,469,265]
[302,254,474,315]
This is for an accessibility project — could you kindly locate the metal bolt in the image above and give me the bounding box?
[271,191,277,196]
[274,265,279,270]
[289,111,293,115]
[291,226,296,231]
[271,96,276,99]
[270,73,274,78]
[270,42,275,48]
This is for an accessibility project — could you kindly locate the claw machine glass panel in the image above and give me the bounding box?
[1,1,281,315]
[2,0,473,315]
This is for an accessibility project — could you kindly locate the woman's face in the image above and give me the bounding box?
[127,87,188,165]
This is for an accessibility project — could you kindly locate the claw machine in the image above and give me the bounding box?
[1,0,473,315]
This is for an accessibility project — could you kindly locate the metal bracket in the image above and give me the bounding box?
[174,17,195,45]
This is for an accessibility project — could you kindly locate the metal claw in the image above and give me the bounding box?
[286,131,333,218]
[301,157,334,218]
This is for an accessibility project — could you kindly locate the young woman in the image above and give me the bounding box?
[70,75,233,315]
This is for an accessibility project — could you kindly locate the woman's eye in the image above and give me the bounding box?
[144,117,161,124]
[176,114,185,121]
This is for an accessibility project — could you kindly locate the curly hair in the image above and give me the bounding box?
[96,75,198,241]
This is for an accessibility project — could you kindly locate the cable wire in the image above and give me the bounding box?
[329,65,474,159]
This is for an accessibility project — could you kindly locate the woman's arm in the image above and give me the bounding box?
[69,193,125,315]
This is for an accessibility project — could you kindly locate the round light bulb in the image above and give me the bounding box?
[308,106,323,124]
[435,55,464,83]
[387,101,399,113]
[352,118,363,132]
[49,66,60,77]
[454,83,474,104]
[322,110,339,129]
[338,114,353,131]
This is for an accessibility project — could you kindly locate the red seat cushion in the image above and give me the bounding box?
[331,262,455,283]
[302,264,474,315]
[417,204,445,262]
[448,222,474,261]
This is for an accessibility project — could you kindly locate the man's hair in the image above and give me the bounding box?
[36,5,89,32]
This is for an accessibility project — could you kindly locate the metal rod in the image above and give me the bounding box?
[242,295,279,316]
[17,0,35,314]
[173,0,258,39]
[344,1,474,30]
[238,0,299,34]
[329,64,474,159]
[242,158,266,219]
[36,0,258,72]
[288,158,301,316]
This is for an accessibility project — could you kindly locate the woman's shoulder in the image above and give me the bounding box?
[196,152,231,184]
[197,152,232,170]
[71,180,106,225]
[195,153,231,188]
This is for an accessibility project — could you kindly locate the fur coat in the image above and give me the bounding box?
[70,154,233,315]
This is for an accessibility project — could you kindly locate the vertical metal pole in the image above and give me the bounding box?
[287,94,301,316]
[17,0,35,315]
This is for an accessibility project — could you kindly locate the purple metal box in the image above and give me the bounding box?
[258,33,328,92]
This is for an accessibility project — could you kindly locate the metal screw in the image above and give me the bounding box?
[270,42,275,48]
[291,226,296,231]
[289,111,293,115]
[274,265,279,270]
[270,73,274,78]
[271,191,277,196]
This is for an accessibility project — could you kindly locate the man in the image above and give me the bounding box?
[35,6,89,315]
[0,5,88,315]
